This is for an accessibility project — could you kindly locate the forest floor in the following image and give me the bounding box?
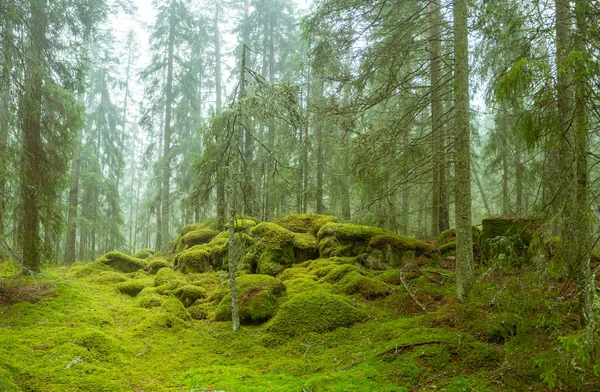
[0,244,596,391]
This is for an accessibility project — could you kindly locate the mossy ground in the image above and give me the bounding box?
[1,215,598,391]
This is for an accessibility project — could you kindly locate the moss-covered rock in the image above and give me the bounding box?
[135,290,165,308]
[334,271,391,299]
[188,302,213,320]
[276,214,340,237]
[92,271,128,285]
[95,251,147,273]
[116,280,147,297]
[161,298,191,321]
[376,269,403,285]
[154,267,180,287]
[175,232,230,273]
[182,229,219,249]
[277,267,316,282]
[284,278,325,296]
[248,223,298,276]
[481,217,538,261]
[234,217,258,231]
[175,285,208,307]
[73,329,115,357]
[267,291,364,336]
[213,274,287,324]
[439,241,456,257]
[133,248,155,259]
[146,258,171,275]
[318,264,363,283]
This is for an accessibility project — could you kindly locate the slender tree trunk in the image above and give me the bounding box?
[430,0,443,238]
[215,1,226,229]
[571,0,594,326]
[20,0,46,273]
[502,144,509,215]
[315,79,325,214]
[0,55,9,254]
[515,130,523,215]
[471,160,492,216]
[64,92,85,264]
[453,0,473,302]
[161,0,176,251]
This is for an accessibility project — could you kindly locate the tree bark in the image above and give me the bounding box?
[215,2,226,229]
[161,0,176,251]
[430,0,443,238]
[64,92,85,264]
[453,0,474,302]
[19,0,46,273]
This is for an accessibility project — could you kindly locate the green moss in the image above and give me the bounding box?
[284,278,329,296]
[134,290,165,308]
[277,267,316,281]
[318,264,362,283]
[188,302,212,320]
[145,258,170,274]
[376,269,402,285]
[175,232,231,273]
[292,233,319,263]
[440,241,456,256]
[133,248,155,259]
[94,251,147,273]
[116,279,147,297]
[161,298,191,321]
[334,271,391,299]
[175,284,208,307]
[0,261,22,277]
[234,217,258,231]
[251,222,295,246]
[182,228,219,249]
[267,291,364,336]
[91,271,128,285]
[257,246,295,276]
[213,274,287,324]
[73,328,115,357]
[276,213,340,236]
[154,267,180,287]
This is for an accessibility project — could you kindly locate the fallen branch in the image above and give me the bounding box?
[399,267,427,312]
[376,341,444,357]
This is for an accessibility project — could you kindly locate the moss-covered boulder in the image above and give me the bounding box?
[154,267,180,287]
[276,214,340,237]
[267,291,364,336]
[92,271,128,285]
[135,289,165,308]
[277,267,316,282]
[175,232,230,273]
[175,285,208,307]
[248,223,298,276]
[284,278,325,296]
[146,258,171,275]
[116,280,147,297]
[481,217,538,261]
[182,229,219,250]
[334,271,391,299]
[95,252,147,273]
[133,248,155,259]
[214,274,287,325]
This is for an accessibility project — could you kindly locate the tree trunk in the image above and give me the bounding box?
[471,160,492,216]
[515,130,523,215]
[0,49,9,254]
[453,0,474,302]
[161,0,176,251]
[571,0,594,326]
[20,0,46,273]
[315,79,325,214]
[215,1,226,229]
[64,92,85,264]
[430,0,443,238]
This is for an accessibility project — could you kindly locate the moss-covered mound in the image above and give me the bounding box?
[438,227,481,257]
[116,280,147,297]
[133,248,155,259]
[182,229,220,250]
[176,285,208,307]
[214,274,287,325]
[334,271,391,299]
[267,291,364,336]
[248,222,315,276]
[91,271,128,285]
[175,232,230,273]
[95,251,147,273]
[145,258,171,274]
[481,217,538,260]
[154,267,180,287]
[276,214,340,237]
